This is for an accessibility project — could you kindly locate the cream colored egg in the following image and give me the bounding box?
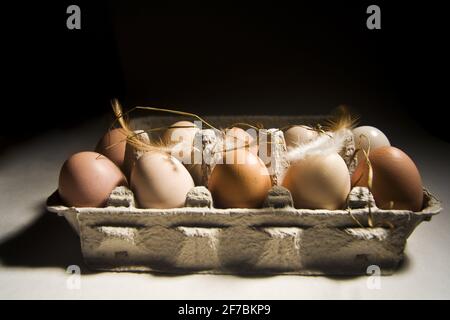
[163,121,199,147]
[163,121,203,184]
[131,152,195,208]
[282,153,350,210]
[163,120,200,165]
[353,126,390,155]
[284,126,318,149]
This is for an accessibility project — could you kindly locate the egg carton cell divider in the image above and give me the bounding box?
[46,116,441,275]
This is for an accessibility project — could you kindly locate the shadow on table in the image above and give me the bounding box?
[323,255,412,281]
[0,207,95,274]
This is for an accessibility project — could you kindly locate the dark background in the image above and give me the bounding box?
[2,1,448,148]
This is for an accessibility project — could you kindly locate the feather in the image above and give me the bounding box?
[286,128,351,162]
[324,105,359,131]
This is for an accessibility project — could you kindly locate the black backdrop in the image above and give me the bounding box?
[2,1,448,146]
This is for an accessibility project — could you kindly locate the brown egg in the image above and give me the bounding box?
[208,150,272,208]
[282,153,350,210]
[224,127,258,155]
[95,128,128,170]
[284,125,318,149]
[131,152,195,209]
[352,146,423,211]
[58,151,127,207]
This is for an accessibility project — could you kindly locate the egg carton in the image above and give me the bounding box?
[46,116,441,275]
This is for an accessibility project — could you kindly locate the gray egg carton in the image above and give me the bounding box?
[46,116,441,275]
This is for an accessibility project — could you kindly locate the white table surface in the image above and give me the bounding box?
[1,116,449,299]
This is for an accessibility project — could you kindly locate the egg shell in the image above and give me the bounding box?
[131,152,195,209]
[58,151,127,207]
[282,153,351,210]
[208,150,272,208]
[163,121,199,146]
[353,126,390,157]
[163,121,200,165]
[284,126,318,149]
[95,128,128,170]
[224,127,258,155]
[163,121,205,184]
[352,146,423,211]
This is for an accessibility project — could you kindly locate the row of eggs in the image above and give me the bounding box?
[58,122,424,212]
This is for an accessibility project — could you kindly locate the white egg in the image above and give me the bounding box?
[282,153,350,210]
[353,126,390,155]
[131,152,195,208]
[284,126,318,149]
[162,121,204,185]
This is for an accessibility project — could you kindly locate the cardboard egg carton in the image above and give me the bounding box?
[46,116,441,275]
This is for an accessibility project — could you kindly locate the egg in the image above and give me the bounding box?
[351,146,423,211]
[163,121,199,149]
[58,151,127,207]
[284,125,318,149]
[224,127,258,155]
[353,126,390,158]
[131,152,195,208]
[162,121,202,184]
[95,128,128,170]
[208,150,272,208]
[282,153,350,210]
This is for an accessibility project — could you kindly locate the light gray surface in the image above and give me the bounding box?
[0,116,449,299]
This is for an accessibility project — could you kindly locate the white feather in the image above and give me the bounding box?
[286,128,350,162]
